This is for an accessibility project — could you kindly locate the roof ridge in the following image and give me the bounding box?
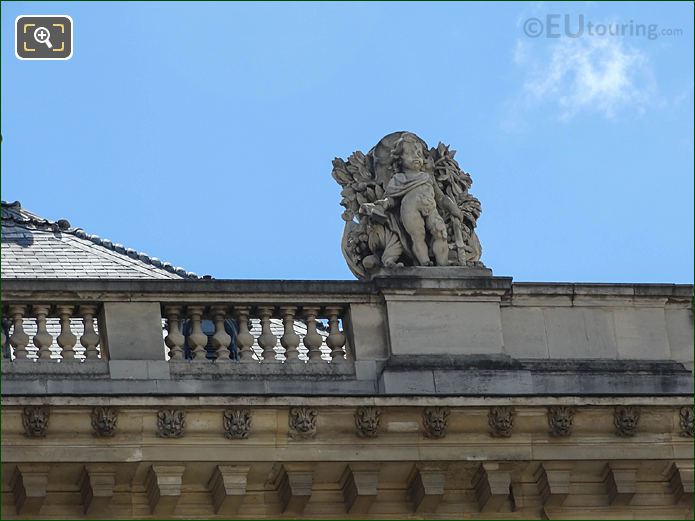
[1,200,209,280]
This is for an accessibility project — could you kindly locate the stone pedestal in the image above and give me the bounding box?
[373,269,508,358]
[369,265,493,280]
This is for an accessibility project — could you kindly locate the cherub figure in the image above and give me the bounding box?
[384,133,448,266]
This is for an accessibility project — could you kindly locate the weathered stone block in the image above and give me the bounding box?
[385,299,503,355]
[614,308,669,360]
[100,302,166,360]
[501,307,548,358]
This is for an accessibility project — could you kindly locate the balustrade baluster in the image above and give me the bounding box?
[32,305,53,361]
[325,306,347,363]
[9,305,30,361]
[279,306,301,363]
[257,306,278,363]
[164,306,185,360]
[187,306,208,362]
[302,307,324,363]
[79,305,101,360]
[56,305,77,361]
[210,305,232,362]
[235,307,255,362]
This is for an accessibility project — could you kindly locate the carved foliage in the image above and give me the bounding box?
[91,406,118,437]
[679,406,694,438]
[22,406,49,437]
[288,407,317,440]
[548,406,575,437]
[355,406,381,438]
[614,406,640,437]
[223,408,251,439]
[157,409,185,438]
[422,406,450,439]
[488,406,514,438]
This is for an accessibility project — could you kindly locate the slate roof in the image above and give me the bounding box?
[1,201,203,279]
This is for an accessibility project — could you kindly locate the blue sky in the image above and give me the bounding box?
[2,1,693,282]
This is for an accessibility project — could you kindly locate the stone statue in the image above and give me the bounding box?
[332,131,485,279]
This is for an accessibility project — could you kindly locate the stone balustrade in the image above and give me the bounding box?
[2,304,101,362]
[162,304,348,364]
[1,277,692,396]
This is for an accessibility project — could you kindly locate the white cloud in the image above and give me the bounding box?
[513,36,656,121]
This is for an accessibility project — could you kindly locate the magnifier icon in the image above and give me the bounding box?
[33,26,53,49]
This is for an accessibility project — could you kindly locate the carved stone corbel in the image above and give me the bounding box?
[11,465,49,515]
[207,465,250,515]
[601,462,638,505]
[273,464,313,514]
[78,465,115,515]
[407,464,446,513]
[472,462,511,512]
[340,464,379,514]
[145,464,185,514]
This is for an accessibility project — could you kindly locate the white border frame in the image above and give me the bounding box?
[15,15,73,61]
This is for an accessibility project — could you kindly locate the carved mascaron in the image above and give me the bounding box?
[548,406,575,437]
[422,406,450,438]
[157,409,185,438]
[488,406,514,438]
[614,406,640,437]
[91,406,118,437]
[288,407,317,440]
[223,408,252,439]
[22,406,49,437]
[355,406,381,438]
[332,131,485,280]
[680,406,694,438]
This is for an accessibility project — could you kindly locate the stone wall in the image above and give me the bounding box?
[2,277,693,519]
